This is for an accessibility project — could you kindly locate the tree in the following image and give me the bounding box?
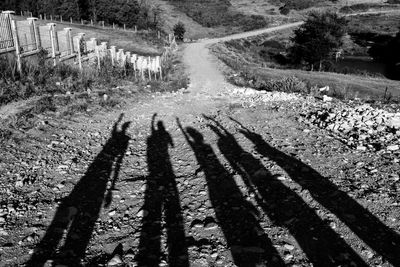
[290,12,347,71]
[173,22,185,41]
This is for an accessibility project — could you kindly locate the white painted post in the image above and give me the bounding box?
[100,42,108,59]
[95,46,101,70]
[7,12,21,74]
[131,54,137,79]
[91,19,93,26]
[39,14,43,20]
[70,17,73,24]
[156,56,162,80]
[124,24,126,31]
[110,46,116,66]
[44,13,46,20]
[76,35,83,70]
[50,14,53,21]
[60,16,63,23]
[47,23,59,66]
[64,28,73,55]
[102,21,105,28]
[134,25,137,33]
[81,19,83,25]
[27,17,40,51]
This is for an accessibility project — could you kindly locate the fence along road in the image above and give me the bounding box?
[0,11,176,81]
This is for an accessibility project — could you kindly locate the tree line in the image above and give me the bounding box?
[0,0,162,29]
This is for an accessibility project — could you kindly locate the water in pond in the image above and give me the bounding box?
[334,56,399,80]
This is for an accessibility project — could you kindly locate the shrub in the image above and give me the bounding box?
[174,22,186,41]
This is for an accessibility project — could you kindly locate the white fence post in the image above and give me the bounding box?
[5,11,21,73]
[63,28,73,55]
[110,46,116,66]
[75,34,83,70]
[10,21,22,73]
[27,17,40,51]
[47,23,59,66]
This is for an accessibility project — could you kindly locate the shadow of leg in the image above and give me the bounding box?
[234,118,400,266]
[136,115,189,266]
[26,114,131,266]
[206,118,367,266]
[178,119,285,267]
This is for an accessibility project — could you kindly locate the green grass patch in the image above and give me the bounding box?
[167,0,269,31]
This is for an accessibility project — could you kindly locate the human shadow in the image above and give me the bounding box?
[26,114,131,266]
[205,115,368,266]
[232,118,400,266]
[135,114,189,267]
[177,118,285,267]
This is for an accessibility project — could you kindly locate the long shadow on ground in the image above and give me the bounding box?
[205,115,368,266]
[177,118,285,267]
[135,114,189,266]
[26,114,131,266]
[231,117,400,266]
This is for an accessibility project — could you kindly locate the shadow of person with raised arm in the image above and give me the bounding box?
[232,118,400,266]
[177,118,285,267]
[205,115,368,266]
[136,114,189,267]
[26,114,131,267]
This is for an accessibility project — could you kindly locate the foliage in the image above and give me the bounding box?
[0,0,160,30]
[173,22,186,41]
[290,12,347,70]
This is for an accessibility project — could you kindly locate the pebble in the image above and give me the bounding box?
[107,255,123,266]
[305,103,400,151]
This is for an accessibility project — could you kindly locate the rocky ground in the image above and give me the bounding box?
[1,24,400,267]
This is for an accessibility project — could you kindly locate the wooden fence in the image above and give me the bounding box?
[0,11,178,81]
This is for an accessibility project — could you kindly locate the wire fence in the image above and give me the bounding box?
[0,12,14,51]
[0,11,178,81]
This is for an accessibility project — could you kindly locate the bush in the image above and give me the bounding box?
[173,22,186,41]
[290,12,347,70]
[232,72,307,93]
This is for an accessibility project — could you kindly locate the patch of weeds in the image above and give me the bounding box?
[331,85,351,100]
[0,128,13,140]
[61,98,90,117]
[99,96,121,108]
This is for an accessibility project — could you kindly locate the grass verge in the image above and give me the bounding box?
[211,42,400,101]
[0,46,188,141]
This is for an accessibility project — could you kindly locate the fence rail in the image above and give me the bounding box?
[0,11,177,81]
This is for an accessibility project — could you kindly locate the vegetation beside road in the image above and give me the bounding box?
[211,40,400,101]
[0,46,188,141]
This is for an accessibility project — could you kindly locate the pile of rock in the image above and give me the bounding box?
[304,104,400,151]
[230,87,300,107]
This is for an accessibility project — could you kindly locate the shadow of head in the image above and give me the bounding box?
[121,121,131,133]
[157,121,166,131]
[186,127,204,143]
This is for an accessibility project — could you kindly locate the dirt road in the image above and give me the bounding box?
[1,19,400,267]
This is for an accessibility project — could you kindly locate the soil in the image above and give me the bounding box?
[1,20,400,267]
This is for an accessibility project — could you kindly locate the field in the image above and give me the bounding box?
[17,17,166,55]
